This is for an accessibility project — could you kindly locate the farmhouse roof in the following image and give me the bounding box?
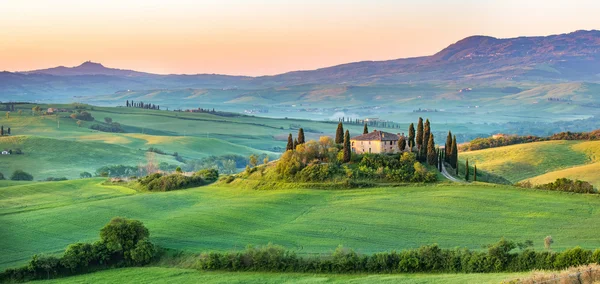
[351,130,402,141]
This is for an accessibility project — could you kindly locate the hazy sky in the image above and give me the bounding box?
[1,0,599,76]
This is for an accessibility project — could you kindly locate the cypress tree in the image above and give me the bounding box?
[421,119,431,160]
[297,128,305,145]
[7,128,10,135]
[426,134,436,166]
[0,126,3,136]
[408,123,416,151]
[335,123,344,144]
[286,134,293,151]
[416,118,423,153]
[293,138,298,150]
[465,159,470,181]
[126,100,129,107]
[399,137,406,152]
[438,149,443,172]
[363,124,368,134]
[445,131,453,163]
[452,135,458,168]
[474,165,477,182]
[342,130,351,163]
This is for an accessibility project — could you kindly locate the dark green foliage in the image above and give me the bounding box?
[293,138,298,150]
[343,130,351,163]
[335,123,344,144]
[516,178,597,194]
[399,137,406,152]
[426,134,436,166]
[10,170,34,181]
[363,124,368,134]
[0,218,156,283]
[445,131,453,163]
[137,169,218,192]
[80,172,92,179]
[193,239,600,274]
[0,125,3,136]
[96,165,141,177]
[194,168,219,182]
[474,165,477,182]
[286,134,293,151]
[0,172,4,180]
[297,128,305,145]
[463,129,600,152]
[69,111,94,121]
[408,123,415,151]
[416,118,424,153]
[45,177,68,181]
[90,122,124,133]
[421,119,431,161]
[465,159,469,181]
[452,135,458,168]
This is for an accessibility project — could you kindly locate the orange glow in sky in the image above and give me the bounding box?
[1,0,599,76]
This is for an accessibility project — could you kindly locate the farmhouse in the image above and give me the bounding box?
[1,150,9,155]
[351,130,404,154]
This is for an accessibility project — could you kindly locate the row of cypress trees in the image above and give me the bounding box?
[0,126,11,136]
[286,128,306,151]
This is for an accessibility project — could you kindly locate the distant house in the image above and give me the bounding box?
[47,108,57,114]
[350,130,405,154]
[492,133,507,139]
[1,151,9,155]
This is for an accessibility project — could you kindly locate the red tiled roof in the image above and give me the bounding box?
[351,130,402,141]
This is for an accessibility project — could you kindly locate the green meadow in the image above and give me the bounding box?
[33,267,527,284]
[2,178,600,271]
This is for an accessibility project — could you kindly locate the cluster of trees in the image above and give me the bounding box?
[96,165,142,178]
[0,125,11,136]
[336,116,404,129]
[444,131,459,171]
[4,104,16,111]
[516,178,596,194]
[126,100,160,110]
[90,117,124,133]
[69,111,94,122]
[0,170,34,181]
[0,217,156,282]
[44,177,68,182]
[462,129,600,152]
[196,239,600,274]
[286,128,306,151]
[137,169,218,191]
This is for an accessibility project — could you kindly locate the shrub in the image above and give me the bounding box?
[80,172,93,179]
[70,111,94,121]
[10,170,33,181]
[45,177,68,182]
[0,172,4,180]
[194,168,219,182]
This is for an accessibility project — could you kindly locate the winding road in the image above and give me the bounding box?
[441,162,464,183]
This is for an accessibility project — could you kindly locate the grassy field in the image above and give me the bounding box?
[33,267,527,284]
[459,140,600,186]
[2,178,600,270]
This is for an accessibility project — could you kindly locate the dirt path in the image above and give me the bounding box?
[441,162,465,183]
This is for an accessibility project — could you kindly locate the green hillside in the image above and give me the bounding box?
[34,267,526,284]
[459,140,600,186]
[3,179,600,270]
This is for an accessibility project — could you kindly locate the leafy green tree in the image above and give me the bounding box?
[100,217,150,262]
[175,166,183,173]
[363,124,368,134]
[104,117,113,124]
[426,134,436,166]
[408,123,415,151]
[249,154,259,168]
[286,134,293,151]
[335,122,344,144]
[129,239,156,265]
[11,170,33,181]
[416,118,423,152]
[79,172,92,179]
[342,130,351,163]
[297,128,305,144]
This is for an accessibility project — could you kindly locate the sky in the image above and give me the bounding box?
[1,0,599,76]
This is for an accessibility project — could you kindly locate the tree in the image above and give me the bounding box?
[426,134,436,166]
[363,124,368,134]
[175,166,183,173]
[465,159,470,181]
[408,123,416,151]
[544,236,554,251]
[0,126,3,136]
[7,128,10,135]
[342,130,351,163]
[5,112,9,120]
[0,172,4,180]
[126,100,130,107]
[249,154,258,168]
[76,120,83,127]
[293,138,298,150]
[445,131,453,163]
[104,117,113,124]
[399,137,406,152]
[474,165,477,182]
[286,134,294,151]
[421,119,431,160]
[335,123,344,144]
[438,149,443,172]
[452,135,458,168]
[297,128,305,144]
[263,155,269,165]
[80,172,92,179]
[416,118,424,153]
[10,170,34,181]
[99,217,150,262]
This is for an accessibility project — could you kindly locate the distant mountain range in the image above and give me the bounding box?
[2,30,600,100]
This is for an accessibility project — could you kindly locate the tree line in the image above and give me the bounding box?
[462,129,600,152]
[335,116,404,129]
[126,100,160,110]
[0,125,11,136]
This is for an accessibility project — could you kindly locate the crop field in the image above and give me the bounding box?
[459,140,600,186]
[33,267,527,284]
[2,178,600,270]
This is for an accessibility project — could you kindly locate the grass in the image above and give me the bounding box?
[33,267,528,284]
[459,140,600,185]
[3,179,600,270]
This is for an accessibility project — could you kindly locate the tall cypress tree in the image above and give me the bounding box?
[438,149,443,172]
[465,159,470,181]
[342,130,351,163]
[399,137,406,152]
[408,123,416,151]
[445,131,453,163]
[293,138,298,150]
[297,128,305,145]
[474,165,477,182]
[0,126,3,136]
[416,118,424,153]
[363,124,368,134]
[335,123,344,144]
[426,134,436,166]
[421,119,431,160]
[286,134,293,151]
[452,135,458,168]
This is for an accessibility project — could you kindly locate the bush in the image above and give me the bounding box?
[90,123,124,133]
[137,170,218,192]
[516,178,597,194]
[194,169,219,182]
[80,172,93,179]
[10,170,33,181]
[0,172,4,180]
[70,111,94,121]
